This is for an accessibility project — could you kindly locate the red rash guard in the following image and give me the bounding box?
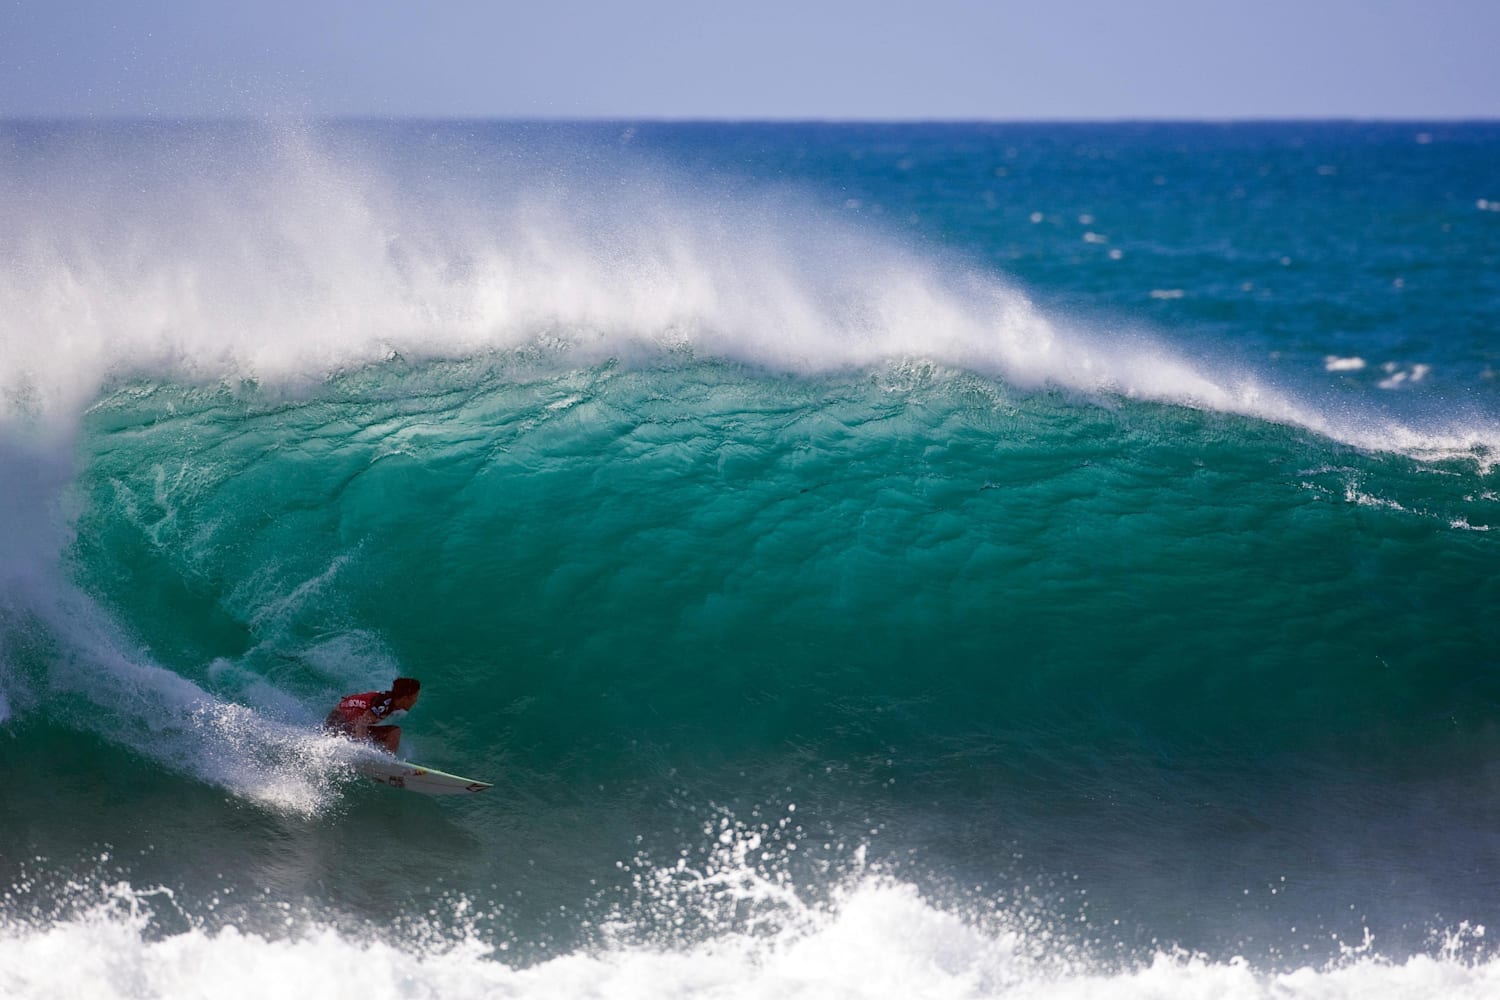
[324,691,396,733]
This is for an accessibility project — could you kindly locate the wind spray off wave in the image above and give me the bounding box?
[1,122,1488,462]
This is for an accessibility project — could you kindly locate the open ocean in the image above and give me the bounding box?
[2,119,1499,998]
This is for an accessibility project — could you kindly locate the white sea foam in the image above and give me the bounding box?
[1324,356,1366,372]
[5,809,1496,998]
[1377,363,1433,391]
[1,872,1498,1000]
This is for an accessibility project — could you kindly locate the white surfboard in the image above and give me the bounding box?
[354,757,492,795]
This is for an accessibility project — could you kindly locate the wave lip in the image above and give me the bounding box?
[1,122,1495,468]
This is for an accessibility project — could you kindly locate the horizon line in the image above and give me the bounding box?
[2,112,1497,127]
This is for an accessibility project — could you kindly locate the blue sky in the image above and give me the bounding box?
[2,0,1496,119]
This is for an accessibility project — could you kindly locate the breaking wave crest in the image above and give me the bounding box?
[0,122,1491,463]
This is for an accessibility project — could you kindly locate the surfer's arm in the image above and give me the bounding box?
[346,710,381,739]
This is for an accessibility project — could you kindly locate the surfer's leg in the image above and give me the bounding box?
[368,725,401,753]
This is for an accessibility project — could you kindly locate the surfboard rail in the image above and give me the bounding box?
[354,757,492,795]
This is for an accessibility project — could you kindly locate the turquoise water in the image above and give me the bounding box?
[2,121,1499,997]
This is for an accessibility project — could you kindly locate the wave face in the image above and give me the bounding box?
[2,120,1500,995]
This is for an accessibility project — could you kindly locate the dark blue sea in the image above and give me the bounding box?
[2,119,1499,997]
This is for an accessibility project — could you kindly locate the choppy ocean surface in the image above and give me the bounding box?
[1,119,1499,998]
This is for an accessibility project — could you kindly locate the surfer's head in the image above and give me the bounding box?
[392,676,421,709]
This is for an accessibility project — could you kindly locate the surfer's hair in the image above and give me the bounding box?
[392,677,421,698]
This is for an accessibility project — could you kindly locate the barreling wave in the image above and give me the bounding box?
[0,119,1497,812]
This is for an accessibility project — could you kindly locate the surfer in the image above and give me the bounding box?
[323,677,421,754]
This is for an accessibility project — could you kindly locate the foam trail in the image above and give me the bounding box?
[6,576,352,814]
[0,430,350,814]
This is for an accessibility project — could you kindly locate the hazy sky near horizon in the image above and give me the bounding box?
[2,0,1496,120]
